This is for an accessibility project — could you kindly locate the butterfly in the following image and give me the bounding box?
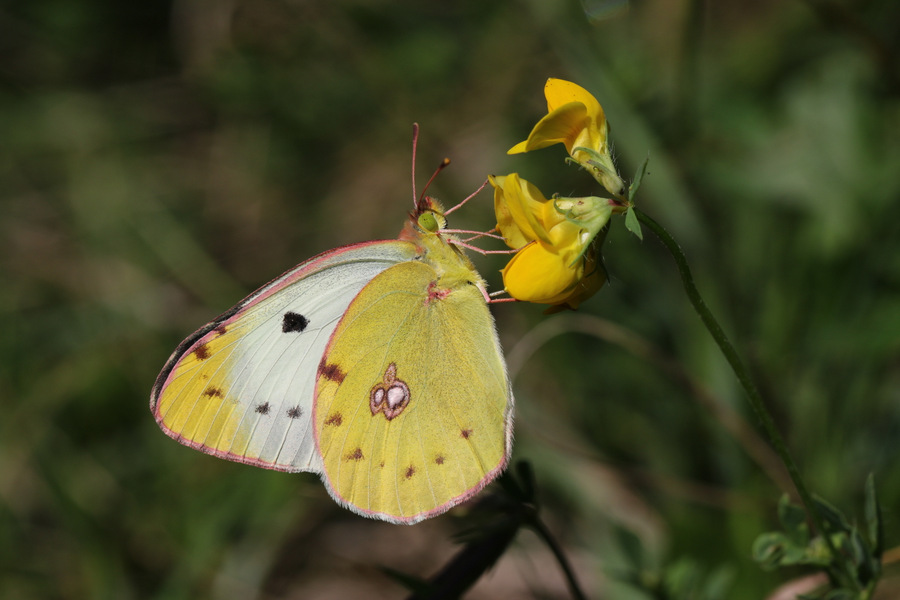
[150,166,514,524]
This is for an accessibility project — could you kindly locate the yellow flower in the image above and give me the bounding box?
[490,173,612,309]
[508,78,624,197]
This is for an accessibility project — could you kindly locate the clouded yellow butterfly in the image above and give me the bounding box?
[151,166,514,524]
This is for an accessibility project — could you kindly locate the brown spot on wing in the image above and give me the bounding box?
[318,361,346,384]
[214,325,228,336]
[405,465,416,479]
[346,448,364,461]
[203,387,224,398]
[194,344,210,360]
[325,413,343,427]
[286,406,302,419]
[460,428,473,439]
[435,455,445,465]
[255,402,270,415]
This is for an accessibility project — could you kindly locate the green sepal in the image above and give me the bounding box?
[553,197,612,266]
[571,145,605,163]
[572,145,625,196]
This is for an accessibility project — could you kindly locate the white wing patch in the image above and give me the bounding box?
[151,241,419,473]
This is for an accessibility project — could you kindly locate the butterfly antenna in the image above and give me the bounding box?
[445,177,489,216]
[419,157,451,205]
[411,123,420,208]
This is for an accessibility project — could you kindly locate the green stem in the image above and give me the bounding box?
[633,208,853,585]
[528,514,588,600]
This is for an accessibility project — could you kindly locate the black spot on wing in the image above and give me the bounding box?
[256,402,271,415]
[287,406,302,419]
[282,312,309,333]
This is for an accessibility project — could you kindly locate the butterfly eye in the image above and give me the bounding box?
[417,210,446,233]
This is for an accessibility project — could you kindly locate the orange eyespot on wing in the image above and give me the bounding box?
[369,363,411,420]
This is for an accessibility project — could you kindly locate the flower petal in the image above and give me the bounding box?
[508,101,590,155]
[548,248,606,311]
[501,241,584,304]
[544,78,605,123]
[491,173,553,247]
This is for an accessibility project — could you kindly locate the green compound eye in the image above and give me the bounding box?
[418,211,440,233]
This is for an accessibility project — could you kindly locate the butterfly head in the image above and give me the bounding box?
[401,196,447,240]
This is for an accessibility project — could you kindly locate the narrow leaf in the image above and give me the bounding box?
[864,473,883,557]
[628,155,650,202]
[813,496,850,532]
[625,207,643,239]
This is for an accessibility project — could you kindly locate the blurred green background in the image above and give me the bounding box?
[3,0,900,598]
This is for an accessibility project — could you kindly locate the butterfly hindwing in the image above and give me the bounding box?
[314,259,513,523]
[151,240,419,473]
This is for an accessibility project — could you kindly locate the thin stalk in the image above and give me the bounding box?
[634,208,856,587]
[528,514,588,600]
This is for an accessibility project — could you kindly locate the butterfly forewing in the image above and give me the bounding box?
[315,259,513,523]
[151,240,419,473]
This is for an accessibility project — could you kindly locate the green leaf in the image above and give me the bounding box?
[849,527,870,572]
[864,473,883,558]
[806,535,836,566]
[778,495,810,546]
[628,155,650,202]
[625,206,643,239]
[663,558,702,597]
[702,564,736,600]
[822,589,856,600]
[612,525,645,572]
[752,532,791,569]
[813,495,851,533]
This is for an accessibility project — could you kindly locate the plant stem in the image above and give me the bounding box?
[528,514,588,600]
[633,208,853,584]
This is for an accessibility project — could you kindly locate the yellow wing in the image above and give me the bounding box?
[314,256,513,524]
